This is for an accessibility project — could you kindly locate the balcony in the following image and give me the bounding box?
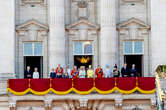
[7,77,155,95]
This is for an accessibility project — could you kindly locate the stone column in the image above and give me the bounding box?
[48,0,65,70]
[100,0,117,69]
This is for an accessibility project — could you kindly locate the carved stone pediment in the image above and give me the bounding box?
[117,18,150,30]
[16,19,48,40]
[118,18,150,39]
[22,0,44,4]
[66,19,99,31]
[16,19,48,31]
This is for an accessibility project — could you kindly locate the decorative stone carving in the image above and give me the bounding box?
[117,18,150,39]
[79,98,88,108]
[115,99,123,107]
[21,0,46,6]
[16,19,48,40]
[66,19,99,31]
[77,0,88,8]
[77,0,89,19]
[129,25,138,39]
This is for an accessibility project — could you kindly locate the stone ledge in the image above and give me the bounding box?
[8,93,155,101]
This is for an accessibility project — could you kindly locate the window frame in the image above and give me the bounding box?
[73,41,94,56]
[123,40,144,55]
[23,42,43,56]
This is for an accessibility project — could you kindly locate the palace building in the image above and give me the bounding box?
[0,0,166,110]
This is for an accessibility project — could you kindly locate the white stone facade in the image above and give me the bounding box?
[0,0,165,77]
[9,0,155,77]
[0,0,164,77]
[1,0,166,109]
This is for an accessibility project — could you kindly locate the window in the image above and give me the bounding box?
[73,41,93,55]
[74,42,82,54]
[124,41,132,54]
[134,41,143,53]
[84,44,92,54]
[24,42,43,56]
[34,42,43,56]
[24,43,33,56]
[124,41,143,54]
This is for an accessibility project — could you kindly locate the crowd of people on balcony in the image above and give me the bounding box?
[24,63,141,79]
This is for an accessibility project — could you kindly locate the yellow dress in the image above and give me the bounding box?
[87,69,94,78]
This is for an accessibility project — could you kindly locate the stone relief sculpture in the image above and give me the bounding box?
[77,0,89,19]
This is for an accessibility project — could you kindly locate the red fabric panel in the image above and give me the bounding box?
[30,79,50,92]
[73,78,94,91]
[51,78,72,91]
[116,77,136,91]
[95,78,115,91]
[8,79,29,92]
[138,77,155,90]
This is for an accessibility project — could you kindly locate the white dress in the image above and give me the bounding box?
[33,72,39,79]
[67,69,71,78]
[79,70,86,78]
[105,68,112,78]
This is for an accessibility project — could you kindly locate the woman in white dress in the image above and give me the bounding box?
[104,65,112,78]
[79,66,86,78]
[33,67,39,79]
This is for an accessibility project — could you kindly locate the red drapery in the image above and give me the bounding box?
[95,78,115,91]
[7,77,156,95]
[138,77,155,90]
[8,79,29,92]
[30,79,50,92]
[51,78,72,91]
[116,77,136,91]
[73,78,94,91]
[137,77,156,94]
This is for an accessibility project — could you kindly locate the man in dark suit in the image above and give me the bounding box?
[24,66,32,79]
[129,64,138,77]
[121,63,129,77]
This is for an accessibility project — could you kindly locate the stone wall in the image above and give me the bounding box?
[151,0,166,72]
[0,0,15,74]
[13,0,154,77]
